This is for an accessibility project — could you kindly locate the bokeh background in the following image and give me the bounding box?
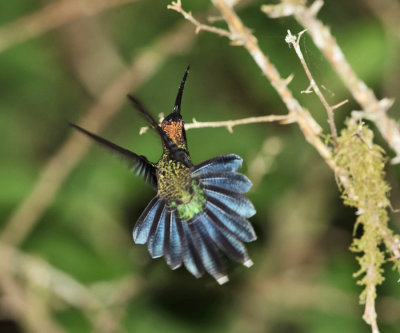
[1,0,400,332]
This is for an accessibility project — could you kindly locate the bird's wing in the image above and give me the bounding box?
[70,123,157,189]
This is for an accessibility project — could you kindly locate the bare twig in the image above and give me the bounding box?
[0,0,138,54]
[185,114,293,131]
[168,0,231,37]
[285,29,339,150]
[0,22,197,246]
[332,99,349,110]
[262,0,400,164]
[140,114,293,135]
[363,266,380,333]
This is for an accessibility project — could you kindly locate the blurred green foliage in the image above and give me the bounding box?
[1,1,400,333]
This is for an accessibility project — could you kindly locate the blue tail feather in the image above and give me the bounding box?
[133,196,162,244]
[202,209,250,263]
[195,171,252,193]
[164,211,183,269]
[148,205,167,258]
[188,215,227,282]
[203,185,256,218]
[192,154,243,176]
[181,219,205,278]
[205,199,256,242]
[162,210,171,263]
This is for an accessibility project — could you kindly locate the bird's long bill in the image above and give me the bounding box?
[172,65,190,115]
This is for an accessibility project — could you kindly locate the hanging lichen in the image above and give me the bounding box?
[334,119,393,306]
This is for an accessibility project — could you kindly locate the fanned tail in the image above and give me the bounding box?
[133,154,256,284]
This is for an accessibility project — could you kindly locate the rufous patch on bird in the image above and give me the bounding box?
[162,120,186,147]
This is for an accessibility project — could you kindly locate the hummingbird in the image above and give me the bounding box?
[71,67,256,284]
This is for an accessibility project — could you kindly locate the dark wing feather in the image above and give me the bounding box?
[70,123,157,189]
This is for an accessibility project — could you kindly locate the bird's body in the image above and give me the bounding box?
[71,67,256,284]
[157,119,193,207]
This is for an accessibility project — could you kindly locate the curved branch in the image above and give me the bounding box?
[0,0,138,54]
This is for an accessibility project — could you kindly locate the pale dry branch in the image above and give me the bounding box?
[363,266,380,333]
[262,0,400,164]
[168,0,231,37]
[285,29,339,149]
[247,137,283,187]
[0,243,139,333]
[0,248,66,333]
[0,22,197,247]
[139,114,293,135]
[332,99,349,110]
[185,114,293,131]
[363,0,400,40]
[0,0,138,54]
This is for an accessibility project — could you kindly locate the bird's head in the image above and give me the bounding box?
[161,66,190,148]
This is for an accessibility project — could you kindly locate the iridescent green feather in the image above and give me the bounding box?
[156,152,206,220]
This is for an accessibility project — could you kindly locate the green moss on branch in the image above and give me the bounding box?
[334,119,395,313]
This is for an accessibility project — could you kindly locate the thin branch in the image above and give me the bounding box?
[0,0,138,54]
[363,266,380,333]
[262,0,400,164]
[168,0,231,37]
[139,114,293,135]
[285,29,339,150]
[185,114,293,131]
[0,22,197,247]
[332,99,349,110]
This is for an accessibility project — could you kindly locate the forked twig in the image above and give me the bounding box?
[285,29,341,150]
[168,0,231,37]
[262,0,400,164]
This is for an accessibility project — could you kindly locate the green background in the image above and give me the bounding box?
[1,0,399,332]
